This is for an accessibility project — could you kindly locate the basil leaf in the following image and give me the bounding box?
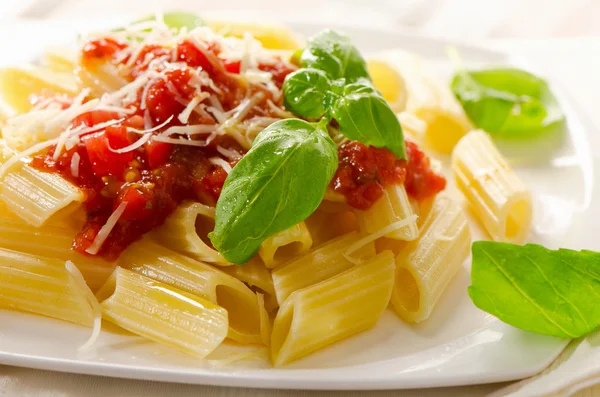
[283,68,331,119]
[451,67,564,138]
[328,80,407,159]
[469,241,600,339]
[209,119,338,264]
[300,29,370,82]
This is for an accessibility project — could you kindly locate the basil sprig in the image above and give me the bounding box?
[209,119,338,264]
[469,241,600,339]
[451,67,564,138]
[283,30,407,159]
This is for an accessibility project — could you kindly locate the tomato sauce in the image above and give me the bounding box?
[32,35,444,261]
[331,140,446,210]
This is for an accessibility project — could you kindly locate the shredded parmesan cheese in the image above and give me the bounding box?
[344,215,419,262]
[177,94,208,124]
[109,133,152,154]
[216,145,240,160]
[85,202,128,255]
[70,152,81,177]
[65,260,103,352]
[209,157,232,173]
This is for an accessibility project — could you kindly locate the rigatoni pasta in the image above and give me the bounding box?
[390,194,471,323]
[272,232,376,304]
[271,251,395,366]
[153,201,229,266]
[97,267,228,358]
[354,184,419,241]
[118,238,264,345]
[0,217,116,291]
[0,248,98,327]
[259,222,312,268]
[452,129,532,243]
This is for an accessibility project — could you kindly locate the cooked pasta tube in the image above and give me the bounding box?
[221,257,275,296]
[271,251,395,366]
[207,20,301,50]
[367,59,407,112]
[452,130,532,243]
[272,232,376,304]
[97,267,228,358]
[153,201,229,266]
[377,50,472,154]
[0,218,115,291]
[0,248,98,327]
[0,141,84,227]
[354,184,419,241]
[304,209,358,247]
[259,222,313,269]
[41,47,77,74]
[118,239,264,345]
[0,66,78,116]
[391,195,471,323]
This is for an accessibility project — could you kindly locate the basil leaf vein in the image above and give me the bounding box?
[469,241,600,339]
[209,119,338,264]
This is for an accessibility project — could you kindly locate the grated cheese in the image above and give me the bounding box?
[152,135,212,147]
[65,260,103,352]
[70,152,81,177]
[216,145,240,161]
[109,133,152,154]
[209,157,232,173]
[85,201,128,255]
[344,215,419,262]
[177,94,209,124]
[160,124,216,137]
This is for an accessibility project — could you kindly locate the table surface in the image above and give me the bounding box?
[1,1,600,396]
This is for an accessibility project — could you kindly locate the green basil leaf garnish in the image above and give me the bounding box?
[469,241,600,339]
[328,80,407,159]
[209,119,338,265]
[283,68,331,119]
[299,29,371,82]
[451,67,564,138]
[282,29,406,159]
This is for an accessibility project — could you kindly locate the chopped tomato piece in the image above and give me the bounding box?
[145,138,172,168]
[258,60,297,87]
[82,38,127,60]
[130,44,170,77]
[71,110,120,129]
[105,125,132,149]
[224,60,241,74]
[118,185,153,221]
[175,40,216,73]
[145,69,194,125]
[83,131,133,178]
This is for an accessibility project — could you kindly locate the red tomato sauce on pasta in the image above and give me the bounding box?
[331,140,446,210]
[31,36,444,260]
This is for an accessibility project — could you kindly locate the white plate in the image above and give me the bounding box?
[0,18,597,390]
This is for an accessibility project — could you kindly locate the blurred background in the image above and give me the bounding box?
[2,0,600,39]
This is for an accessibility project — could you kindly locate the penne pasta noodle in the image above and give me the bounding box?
[207,20,301,50]
[153,201,230,266]
[377,50,472,154]
[259,222,313,269]
[97,267,228,358]
[0,248,98,327]
[0,141,84,227]
[304,209,359,247]
[452,130,532,243]
[221,257,275,296]
[272,232,376,304]
[367,59,407,112]
[354,184,419,241]
[41,47,77,74]
[118,239,264,345]
[75,60,129,98]
[391,194,471,323]
[0,66,78,117]
[0,217,115,291]
[271,251,395,366]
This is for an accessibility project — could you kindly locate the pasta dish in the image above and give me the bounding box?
[2,12,590,369]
